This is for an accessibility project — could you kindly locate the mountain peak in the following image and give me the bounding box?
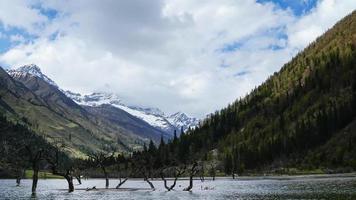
[17,64,42,74]
[7,64,58,88]
[63,90,199,134]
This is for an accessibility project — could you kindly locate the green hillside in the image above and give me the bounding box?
[0,66,145,157]
[136,10,356,173]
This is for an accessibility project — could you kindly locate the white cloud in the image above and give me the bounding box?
[0,0,48,34]
[0,0,355,118]
[9,34,25,43]
[288,0,356,49]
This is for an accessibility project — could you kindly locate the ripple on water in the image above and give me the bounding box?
[0,176,355,200]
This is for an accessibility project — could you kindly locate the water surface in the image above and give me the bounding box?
[1,174,355,199]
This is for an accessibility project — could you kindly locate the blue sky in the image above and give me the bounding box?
[257,0,319,16]
[0,0,355,118]
[0,1,317,55]
[0,3,56,54]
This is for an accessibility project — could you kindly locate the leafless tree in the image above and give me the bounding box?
[209,163,216,181]
[183,162,199,191]
[88,152,115,189]
[45,140,75,192]
[160,165,186,191]
[115,163,129,189]
[25,145,44,195]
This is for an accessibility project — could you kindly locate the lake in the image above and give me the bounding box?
[0,174,356,199]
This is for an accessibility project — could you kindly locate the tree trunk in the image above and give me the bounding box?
[183,163,198,191]
[32,169,39,194]
[105,173,109,188]
[144,177,155,190]
[102,167,109,189]
[116,178,128,189]
[161,174,179,191]
[75,176,82,185]
[183,175,194,191]
[161,177,170,191]
[170,177,180,191]
[65,175,74,192]
[16,177,21,186]
[16,168,25,186]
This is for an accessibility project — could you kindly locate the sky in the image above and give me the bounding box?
[0,0,355,118]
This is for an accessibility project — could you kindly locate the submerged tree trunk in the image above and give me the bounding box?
[144,177,155,190]
[184,163,198,191]
[209,164,216,181]
[183,175,194,191]
[16,177,21,186]
[163,176,180,191]
[32,169,39,194]
[102,167,109,189]
[161,176,171,191]
[200,164,205,182]
[64,175,74,192]
[75,176,82,185]
[161,167,185,191]
[51,170,75,192]
[116,177,128,189]
[15,168,25,186]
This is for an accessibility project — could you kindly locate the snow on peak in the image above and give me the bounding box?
[63,91,122,106]
[7,64,58,87]
[63,91,199,134]
[167,112,199,131]
[128,106,165,116]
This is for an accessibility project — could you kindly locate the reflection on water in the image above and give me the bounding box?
[0,175,356,199]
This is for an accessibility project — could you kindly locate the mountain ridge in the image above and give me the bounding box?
[62,90,199,135]
[7,64,199,136]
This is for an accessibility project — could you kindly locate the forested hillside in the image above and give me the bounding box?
[0,115,52,177]
[134,10,356,174]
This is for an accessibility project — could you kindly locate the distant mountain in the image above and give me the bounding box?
[7,64,58,88]
[4,64,197,151]
[2,64,176,155]
[1,66,116,156]
[63,91,199,136]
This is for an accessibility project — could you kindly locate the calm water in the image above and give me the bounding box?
[0,175,356,199]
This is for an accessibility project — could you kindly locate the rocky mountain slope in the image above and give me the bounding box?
[2,64,199,157]
[7,65,199,137]
[63,91,199,136]
[1,65,172,156]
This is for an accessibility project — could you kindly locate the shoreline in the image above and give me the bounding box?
[1,172,355,180]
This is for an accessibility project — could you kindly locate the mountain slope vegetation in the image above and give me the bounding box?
[136,10,356,173]
[0,66,156,156]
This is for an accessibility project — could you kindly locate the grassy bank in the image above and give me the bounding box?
[24,170,63,179]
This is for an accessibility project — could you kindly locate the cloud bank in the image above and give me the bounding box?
[0,0,355,118]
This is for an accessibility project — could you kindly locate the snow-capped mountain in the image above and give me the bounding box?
[7,64,199,137]
[7,64,58,88]
[167,112,200,132]
[63,91,199,135]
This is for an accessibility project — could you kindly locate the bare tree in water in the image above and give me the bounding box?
[160,165,186,191]
[25,145,44,195]
[115,155,129,189]
[183,162,199,191]
[131,155,155,190]
[45,139,75,192]
[209,162,217,181]
[88,152,115,189]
